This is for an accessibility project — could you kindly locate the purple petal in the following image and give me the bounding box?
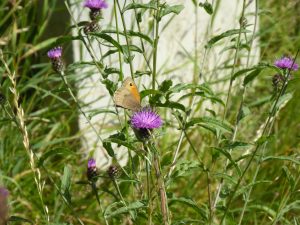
[131,108,162,129]
[84,0,108,9]
[274,56,299,71]
[47,46,62,59]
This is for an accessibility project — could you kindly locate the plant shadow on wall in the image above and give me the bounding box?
[0,0,300,225]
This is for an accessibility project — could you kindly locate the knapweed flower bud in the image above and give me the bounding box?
[272,74,284,90]
[0,187,9,225]
[239,16,247,29]
[47,46,64,73]
[107,165,119,179]
[87,158,98,182]
[131,107,162,140]
[274,56,299,71]
[84,0,108,21]
[84,21,101,34]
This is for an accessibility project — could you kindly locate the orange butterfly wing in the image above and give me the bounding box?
[113,78,141,111]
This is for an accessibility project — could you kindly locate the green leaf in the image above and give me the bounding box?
[224,141,253,150]
[122,1,157,12]
[262,156,300,165]
[9,216,34,224]
[270,93,293,113]
[186,117,234,134]
[243,68,262,86]
[101,79,117,96]
[237,105,251,122]
[171,161,203,179]
[88,109,117,119]
[104,138,136,150]
[22,37,58,58]
[199,1,213,15]
[159,4,184,19]
[37,148,75,167]
[102,29,153,45]
[156,101,186,112]
[91,33,123,52]
[103,141,115,157]
[169,197,208,220]
[134,70,151,78]
[105,201,146,218]
[159,80,173,92]
[255,135,274,146]
[140,89,162,99]
[205,29,250,49]
[211,147,241,175]
[282,166,295,188]
[103,67,121,78]
[61,166,72,204]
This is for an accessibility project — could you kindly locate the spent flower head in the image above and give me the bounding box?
[84,0,108,10]
[131,107,162,130]
[274,56,299,71]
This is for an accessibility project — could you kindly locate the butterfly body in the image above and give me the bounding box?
[113,77,142,111]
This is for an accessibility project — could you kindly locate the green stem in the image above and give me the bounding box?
[223,0,246,120]
[59,71,104,146]
[113,0,123,81]
[91,182,109,225]
[116,0,134,78]
[145,150,153,225]
[152,0,160,90]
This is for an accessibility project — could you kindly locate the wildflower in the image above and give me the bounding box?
[84,0,108,21]
[274,56,299,71]
[0,187,9,225]
[131,107,162,140]
[47,46,64,73]
[131,107,162,130]
[107,165,120,179]
[87,158,98,182]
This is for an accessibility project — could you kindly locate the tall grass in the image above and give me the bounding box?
[0,0,299,224]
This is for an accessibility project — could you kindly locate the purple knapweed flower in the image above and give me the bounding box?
[131,108,162,130]
[274,56,299,71]
[47,46,62,59]
[84,0,108,10]
[87,158,98,181]
[47,46,64,72]
[88,158,96,169]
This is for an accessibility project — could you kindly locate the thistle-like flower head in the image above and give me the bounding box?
[47,46,62,59]
[84,0,108,10]
[87,158,96,169]
[131,107,162,130]
[274,56,299,71]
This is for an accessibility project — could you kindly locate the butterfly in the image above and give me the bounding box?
[113,77,142,111]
